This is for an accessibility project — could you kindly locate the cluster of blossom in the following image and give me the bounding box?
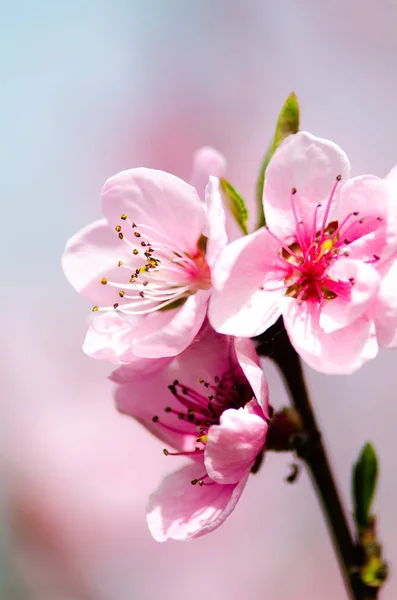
[63,132,397,541]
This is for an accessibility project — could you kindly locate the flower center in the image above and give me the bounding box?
[92,214,211,315]
[265,177,384,306]
[151,369,253,486]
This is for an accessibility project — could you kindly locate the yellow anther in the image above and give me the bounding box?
[118,232,124,240]
[133,249,139,255]
[92,306,99,312]
[197,435,208,444]
[119,291,125,298]
[317,238,334,261]
[101,277,108,285]
[118,261,123,267]
[121,214,127,220]
[115,225,121,232]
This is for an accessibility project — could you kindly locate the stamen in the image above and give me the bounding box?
[319,175,342,239]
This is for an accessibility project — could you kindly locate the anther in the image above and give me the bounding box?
[139,291,145,298]
[101,278,108,285]
[113,303,119,309]
[152,416,159,423]
[191,479,198,485]
[164,407,172,413]
[92,306,98,312]
[199,378,204,383]
[131,222,137,227]
[118,232,124,239]
[133,249,139,255]
[359,218,365,224]
[115,225,121,232]
[353,211,359,216]
[291,187,297,195]
[143,281,148,286]
[336,174,342,181]
[118,261,123,267]
[119,291,125,298]
[163,449,169,456]
[134,232,141,238]
[120,214,127,220]
[349,277,355,284]
[141,241,146,246]
[377,216,383,221]
[173,380,179,386]
[373,254,380,261]
[178,413,184,420]
[198,480,204,487]
[344,239,351,245]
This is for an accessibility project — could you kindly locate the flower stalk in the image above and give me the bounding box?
[255,317,383,600]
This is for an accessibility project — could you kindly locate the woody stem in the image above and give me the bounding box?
[255,317,378,600]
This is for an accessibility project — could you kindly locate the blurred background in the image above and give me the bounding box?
[1,0,397,598]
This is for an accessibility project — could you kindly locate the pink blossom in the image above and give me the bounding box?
[112,324,269,541]
[62,148,226,364]
[209,132,397,374]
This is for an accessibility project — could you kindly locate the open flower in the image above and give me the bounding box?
[62,148,226,364]
[113,324,269,541]
[209,132,397,373]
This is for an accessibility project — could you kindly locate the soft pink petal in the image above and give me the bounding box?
[191,146,226,202]
[62,219,131,305]
[110,356,172,382]
[370,256,397,348]
[147,460,248,541]
[101,168,206,255]
[284,300,378,374]
[204,176,228,269]
[319,259,380,334]
[83,312,136,363]
[131,290,209,358]
[234,337,269,417]
[114,372,198,453]
[335,176,394,262]
[205,404,267,484]
[386,164,397,182]
[263,132,350,240]
[208,228,285,337]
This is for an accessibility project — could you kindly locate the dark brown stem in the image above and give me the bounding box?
[255,317,379,600]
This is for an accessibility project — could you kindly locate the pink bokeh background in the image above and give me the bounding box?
[2,1,397,598]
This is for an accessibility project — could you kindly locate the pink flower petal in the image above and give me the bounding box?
[284,300,378,374]
[83,312,136,363]
[319,259,380,334]
[370,255,397,348]
[263,132,350,240]
[386,164,397,182]
[131,290,209,358]
[191,146,226,202]
[205,405,267,484]
[234,338,269,417]
[204,176,228,268]
[101,168,206,256]
[335,175,395,262]
[62,219,131,305]
[147,460,248,541]
[114,371,198,453]
[209,228,285,336]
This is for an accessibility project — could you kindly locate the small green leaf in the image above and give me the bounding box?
[352,442,379,528]
[220,178,249,235]
[256,92,300,229]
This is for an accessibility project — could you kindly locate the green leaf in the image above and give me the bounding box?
[220,178,249,235]
[256,92,300,229]
[352,442,379,528]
